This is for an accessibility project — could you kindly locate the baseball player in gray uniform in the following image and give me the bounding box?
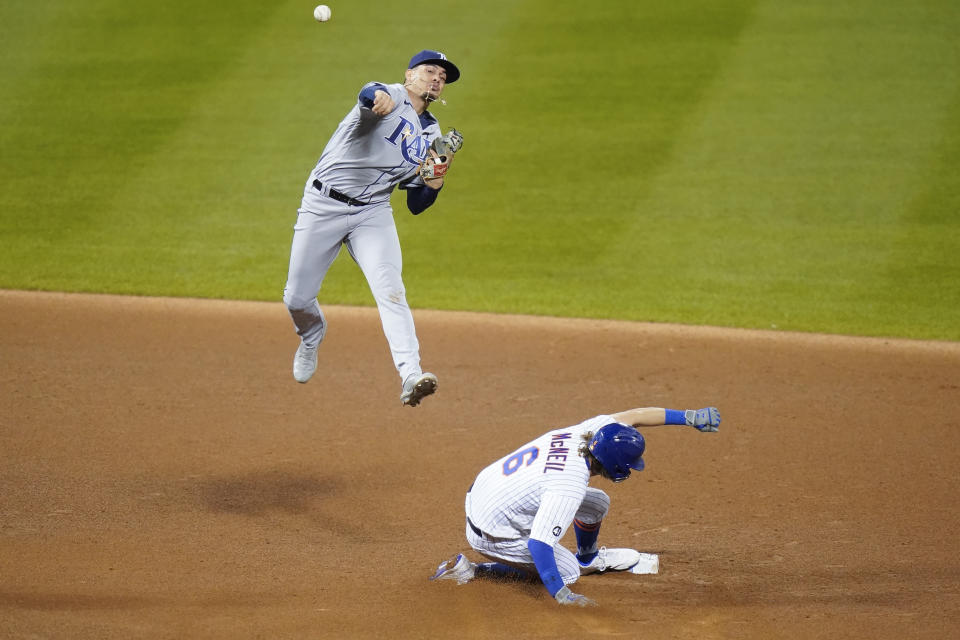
[283,50,463,407]
[430,405,721,606]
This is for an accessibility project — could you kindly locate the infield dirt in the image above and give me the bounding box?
[1,290,958,639]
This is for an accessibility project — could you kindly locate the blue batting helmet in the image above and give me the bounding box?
[587,423,646,482]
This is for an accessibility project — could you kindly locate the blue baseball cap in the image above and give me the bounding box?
[588,423,646,482]
[408,50,460,84]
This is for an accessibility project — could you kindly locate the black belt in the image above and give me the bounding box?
[312,179,368,207]
[467,518,484,538]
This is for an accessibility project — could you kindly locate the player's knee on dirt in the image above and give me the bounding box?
[576,488,611,522]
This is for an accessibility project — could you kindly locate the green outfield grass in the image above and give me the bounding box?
[2,0,958,340]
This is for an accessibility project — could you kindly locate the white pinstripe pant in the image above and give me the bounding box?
[465,487,611,585]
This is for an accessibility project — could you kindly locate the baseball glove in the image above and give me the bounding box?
[418,128,463,180]
[433,128,463,156]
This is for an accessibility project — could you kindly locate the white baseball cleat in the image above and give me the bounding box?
[578,547,643,575]
[292,342,318,383]
[430,553,475,585]
[400,372,438,407]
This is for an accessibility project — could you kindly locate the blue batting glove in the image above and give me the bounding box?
[685,407,721,432]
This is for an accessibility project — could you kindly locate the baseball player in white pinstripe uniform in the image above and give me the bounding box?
[283,50,463,407]
[431,405,721,606]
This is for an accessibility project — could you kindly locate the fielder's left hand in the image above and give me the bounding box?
[685,407,720,432]
[419,148,451,188]
[419,129,463,186]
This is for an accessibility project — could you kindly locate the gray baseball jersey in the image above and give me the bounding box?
[300,82,440,210]
[466,414,614,545]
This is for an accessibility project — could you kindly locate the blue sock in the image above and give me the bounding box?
[476,562,529,580]
[574,518,601,563]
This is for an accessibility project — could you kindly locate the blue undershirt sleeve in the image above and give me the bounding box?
[527,539,566,597]
[358,83,387,109]
[405,183,441,215]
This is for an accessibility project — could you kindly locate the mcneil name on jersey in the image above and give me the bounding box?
[544,432,573,473]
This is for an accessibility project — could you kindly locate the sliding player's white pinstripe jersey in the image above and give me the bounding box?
[465,414,615,543]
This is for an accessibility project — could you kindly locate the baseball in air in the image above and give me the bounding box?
[313,4,331,22]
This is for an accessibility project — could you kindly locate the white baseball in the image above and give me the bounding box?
[313,4,331,22]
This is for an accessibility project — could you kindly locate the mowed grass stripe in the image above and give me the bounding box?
[396,1,761,313]
[0,0,288,291]
[597,0,960,338]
